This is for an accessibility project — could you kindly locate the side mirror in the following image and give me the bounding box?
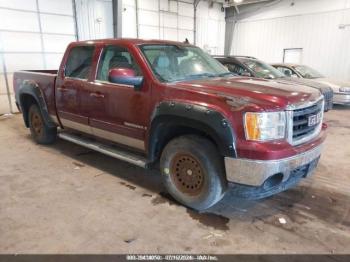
[108,68,143,90]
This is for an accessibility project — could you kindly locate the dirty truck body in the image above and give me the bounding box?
[13,39,327,210]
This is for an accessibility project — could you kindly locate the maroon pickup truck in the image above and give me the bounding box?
[14,39,326,210]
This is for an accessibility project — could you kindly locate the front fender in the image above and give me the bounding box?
[148,101,237,161]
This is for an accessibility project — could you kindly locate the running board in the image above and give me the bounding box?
[58,132,148,168]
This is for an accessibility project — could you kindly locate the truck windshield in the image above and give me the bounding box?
[238,58,285,79]
[293,65,324,79]
[140,44,232,82]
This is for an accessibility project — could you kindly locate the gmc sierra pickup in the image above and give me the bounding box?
[14,39,327,210]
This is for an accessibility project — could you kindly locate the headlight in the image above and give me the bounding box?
[339,87,350,93]
[244,112,286,141]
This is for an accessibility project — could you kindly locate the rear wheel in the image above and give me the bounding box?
[28,104,57,144]
[160,135,227,211]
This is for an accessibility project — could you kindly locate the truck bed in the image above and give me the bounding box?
[13,70,58,116]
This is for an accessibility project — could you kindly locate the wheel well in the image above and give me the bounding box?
[20,94,37,127]
[149,121,220,163]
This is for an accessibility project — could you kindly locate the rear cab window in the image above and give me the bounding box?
[64,46,95,80]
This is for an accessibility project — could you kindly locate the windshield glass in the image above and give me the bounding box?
[293,65,324,79]
[140,44,232,82]
[238,58,285,79]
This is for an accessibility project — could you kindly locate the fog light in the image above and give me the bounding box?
[263,173,283,189]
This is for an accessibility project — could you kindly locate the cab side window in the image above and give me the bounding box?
[225,63,250,76]
[97,45,142,82]
[65,46,94,79]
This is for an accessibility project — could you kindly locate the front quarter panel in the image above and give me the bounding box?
[148,99,238,161]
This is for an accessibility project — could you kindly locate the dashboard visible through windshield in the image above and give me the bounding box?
[140,44,233,82]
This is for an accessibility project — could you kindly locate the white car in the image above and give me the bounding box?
[272,63,350,105]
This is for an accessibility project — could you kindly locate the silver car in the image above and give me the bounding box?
[272,63,350,106]
[214,56,333,111]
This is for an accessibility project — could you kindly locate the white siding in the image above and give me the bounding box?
[0,0,77,114]
[122,0,225,54]
[75,0,114,40]
[232,0,350,80]
[196,1,225,55]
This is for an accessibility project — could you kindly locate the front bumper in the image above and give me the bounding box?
[224,144,323,187]
[333,93,350,105]
[227,156,320,199]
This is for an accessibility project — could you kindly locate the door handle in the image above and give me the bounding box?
[90,92,105,98]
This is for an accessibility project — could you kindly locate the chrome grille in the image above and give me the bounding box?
[287,98,324,145]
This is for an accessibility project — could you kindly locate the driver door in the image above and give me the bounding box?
[83,44,150,152]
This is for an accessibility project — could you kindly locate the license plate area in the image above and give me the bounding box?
[308,112,321,127]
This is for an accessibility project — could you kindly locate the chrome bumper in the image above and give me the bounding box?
[224,145,323,186]
[333,93,350,105]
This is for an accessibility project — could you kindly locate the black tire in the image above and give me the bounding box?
[160,135,227,211]
[28,104,57,144]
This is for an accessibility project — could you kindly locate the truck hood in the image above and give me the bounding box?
[173,77,321,110]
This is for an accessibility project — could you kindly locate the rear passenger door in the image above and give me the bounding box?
[83,44,150,152]
[56,45,94,133]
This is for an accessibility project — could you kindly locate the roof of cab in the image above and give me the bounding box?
[71,38,195,47]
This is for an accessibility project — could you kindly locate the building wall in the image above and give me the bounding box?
[75,0,114,40]
[231,0,350,80]
[196,0,226,55]
[0,0,77,114]
[122,0,226,54]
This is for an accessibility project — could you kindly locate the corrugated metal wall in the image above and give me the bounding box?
[0,0,77,114]
[122,0,194,42]
[232,0,350,80]
[196,1,226,55]
[75,0,114,40]
[122,0,226,55]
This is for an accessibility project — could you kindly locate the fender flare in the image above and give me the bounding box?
[16,81,56,128]
[148,101,237,161]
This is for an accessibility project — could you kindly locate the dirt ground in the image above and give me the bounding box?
[0,106,349,254]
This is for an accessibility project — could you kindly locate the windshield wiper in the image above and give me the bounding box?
[187,72,217,78]
[217,72,236,77]
[176,72,217,81]
[176,72,232,82]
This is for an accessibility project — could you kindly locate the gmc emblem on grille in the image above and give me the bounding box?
[308,112,322,127]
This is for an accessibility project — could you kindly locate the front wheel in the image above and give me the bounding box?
[160,135,227,211]
[28,104,57,144]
